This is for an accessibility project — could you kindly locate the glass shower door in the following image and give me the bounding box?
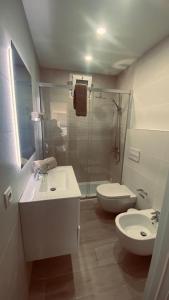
[40,86,90,198]
[86,91,130,197]
[40,85,130,199]
[86,91,115,197]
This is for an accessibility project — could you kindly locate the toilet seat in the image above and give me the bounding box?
[96,183,135,199]
[127,208,138,213]
[96,183,136,213]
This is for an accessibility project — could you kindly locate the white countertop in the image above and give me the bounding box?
[20,166,81,203]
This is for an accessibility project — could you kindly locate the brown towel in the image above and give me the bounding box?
[73,84,87,116]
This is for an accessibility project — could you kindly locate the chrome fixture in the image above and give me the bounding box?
[112,98,121,113]
[31,112,45,122]
[151,210,160,223]
[136,188,148,198]
[34,168,47,181]
[112,95,122,163]
[39,81,131,95]
[95,93,122,163]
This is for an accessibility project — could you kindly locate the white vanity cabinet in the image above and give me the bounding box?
[19,166,81,261]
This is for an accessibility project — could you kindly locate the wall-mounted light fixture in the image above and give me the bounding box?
[8,44,21,168]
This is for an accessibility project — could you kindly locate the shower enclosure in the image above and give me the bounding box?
[39,83,130,198]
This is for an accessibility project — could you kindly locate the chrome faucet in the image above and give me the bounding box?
[151,210,160,222]
[34,168,47,181]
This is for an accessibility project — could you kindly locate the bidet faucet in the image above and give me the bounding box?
[151,210,160,222]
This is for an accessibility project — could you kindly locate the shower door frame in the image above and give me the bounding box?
[39,82,132,198]
[39,81,131,95]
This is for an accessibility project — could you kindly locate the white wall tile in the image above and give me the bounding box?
[122,129,169,210]
[117,36,169,131]
[117,36,169,211]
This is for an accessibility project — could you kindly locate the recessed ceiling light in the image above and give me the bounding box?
[85,55,93,62]
[97,27,106,36]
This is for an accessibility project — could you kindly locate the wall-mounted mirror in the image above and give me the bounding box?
[11,42,35,168]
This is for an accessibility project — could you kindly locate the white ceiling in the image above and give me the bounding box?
[22,0,169,75]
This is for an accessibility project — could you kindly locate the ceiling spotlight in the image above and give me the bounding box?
[85,55,93,62]
[97,27,106,36]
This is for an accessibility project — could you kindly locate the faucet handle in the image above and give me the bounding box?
[34,167,41,180]
[151,210,160,222]
[136,188,148,198]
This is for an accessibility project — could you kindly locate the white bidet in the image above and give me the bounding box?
[115,209,157,256]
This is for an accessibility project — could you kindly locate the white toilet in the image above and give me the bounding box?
[96,183,136,213]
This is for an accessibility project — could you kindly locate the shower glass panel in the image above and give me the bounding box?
[40,86,130,198]
[85,91,130,197]
[40,86,90,197]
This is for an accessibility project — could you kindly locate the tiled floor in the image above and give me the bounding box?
[29,199,151,300]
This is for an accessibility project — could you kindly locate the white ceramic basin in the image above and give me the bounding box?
[39,169,67,193]
[21,166,81,202]
[115,210,157,255]
[36,166,81,200]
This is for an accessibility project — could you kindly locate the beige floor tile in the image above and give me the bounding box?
[72,238,120,273]
[119,252,151,278]
[73,263,128,298]
[71,250,98,273]
[95,240,128,266]
[29,279,46,300]
[45,273,75,300]
[74,285,142,300]
[80,219,116,244]
[32,255,73,280]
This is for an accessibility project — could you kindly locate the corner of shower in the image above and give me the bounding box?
[39,82,131,200]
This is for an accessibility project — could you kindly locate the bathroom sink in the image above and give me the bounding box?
[115,210,157,255]
[39,169,67,193]
[21,166,81,202]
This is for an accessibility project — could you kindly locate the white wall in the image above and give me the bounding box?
[122,129,169,210]
[0,0,39,299]
[117,37,169,130]
[117,36,169,210]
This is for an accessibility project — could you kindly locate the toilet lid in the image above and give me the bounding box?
[97,183,131,199]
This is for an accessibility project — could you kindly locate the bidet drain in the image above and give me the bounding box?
[140,231,147,237]
[50,187,56,191]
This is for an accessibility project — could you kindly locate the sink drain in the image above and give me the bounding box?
[50,187,56,191]
[140,231,147,237]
